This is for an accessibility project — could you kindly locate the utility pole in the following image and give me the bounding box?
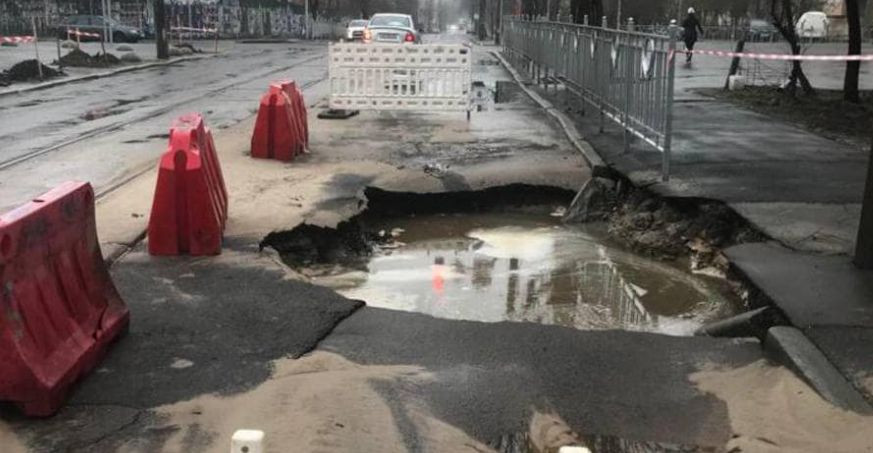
[155,0,168,59]
[495,0,503,44]
[478,0,487,40]
[856,132,873,269]
[616,0,622,30]
[305,0,310,39]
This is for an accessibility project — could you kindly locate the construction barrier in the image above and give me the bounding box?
[148,113,228,256]
[65,29,102,39]
[251,80,308,161]
[0,35,35,44]
[328,43,473,112]
[0,181,130,417]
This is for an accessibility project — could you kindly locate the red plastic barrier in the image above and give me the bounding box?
[148,113,228,256]
[251,80,308,161]
[0,181,130,417]
[279,80,309,150]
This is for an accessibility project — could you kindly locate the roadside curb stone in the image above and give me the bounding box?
[490,49,608,176]
[0,54,213,98]
[764,326,873,414]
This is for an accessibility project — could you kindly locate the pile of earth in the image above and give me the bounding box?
[57,48,121,67]
[0,59,62,86]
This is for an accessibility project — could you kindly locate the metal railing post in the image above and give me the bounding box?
[662,36,676,181]
[623,36,632,153]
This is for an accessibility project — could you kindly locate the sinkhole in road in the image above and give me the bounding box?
[266,186,741,336]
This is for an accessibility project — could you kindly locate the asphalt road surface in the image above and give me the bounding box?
[0,42,330,212]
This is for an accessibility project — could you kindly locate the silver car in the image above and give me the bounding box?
[365,14,419,44]
[345,19,368,41]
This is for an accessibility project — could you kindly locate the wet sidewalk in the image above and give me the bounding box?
[502,44,873,406]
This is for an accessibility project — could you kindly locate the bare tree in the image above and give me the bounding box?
[570,0,603,24]
[770,0,814,96]
[845,0,862,102]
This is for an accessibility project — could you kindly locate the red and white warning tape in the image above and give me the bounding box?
[66,29,102,38]
[171,26,217,33]
[0,35,35,44]
[677,48,873,61]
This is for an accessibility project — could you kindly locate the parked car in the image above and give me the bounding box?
[57,15,143,42]
[346,19,368,41]
[748,19,778,41]
[796,11,829,39]
[364,13,420,43]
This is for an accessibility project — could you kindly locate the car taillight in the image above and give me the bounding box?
[363,29,372,42]
[404,32,415,42]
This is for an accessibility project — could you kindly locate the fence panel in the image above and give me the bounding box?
[329,43,473,112]
[503,17,676,180]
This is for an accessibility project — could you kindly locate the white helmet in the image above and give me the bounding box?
[688,7,696,14]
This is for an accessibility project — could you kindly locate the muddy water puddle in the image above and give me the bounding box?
[308,212,739,336]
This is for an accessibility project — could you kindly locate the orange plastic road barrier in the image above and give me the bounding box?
[279,80,309,150]
[0,181,130,417]
[148,113,228,256]
[251,80,308,161]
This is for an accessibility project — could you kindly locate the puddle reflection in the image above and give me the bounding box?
[318,213,738,336]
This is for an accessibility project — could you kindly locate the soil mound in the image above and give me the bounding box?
[0,59,62,86]
[57,48,121,67]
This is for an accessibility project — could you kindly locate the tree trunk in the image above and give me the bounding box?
[770,0,814,96]
[154,0,168,59]
[845,0,862,103]
[856,132,873,269]
[570,0,602,24]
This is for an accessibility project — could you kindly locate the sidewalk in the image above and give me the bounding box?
[0,40,229,96]
[517,50,873,404]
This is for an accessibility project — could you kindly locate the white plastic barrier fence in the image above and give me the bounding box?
[328,43,473,112]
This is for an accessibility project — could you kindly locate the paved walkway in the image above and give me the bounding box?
[525,47,873,405]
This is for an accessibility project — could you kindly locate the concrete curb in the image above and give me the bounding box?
[490,49,608,176]
[764,326,873,414]
[0,54,212,98]
[103,229,147,267]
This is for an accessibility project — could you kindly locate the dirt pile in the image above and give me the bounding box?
[57,48,121,67]
[566,177,764,278]
[0,59,62,86]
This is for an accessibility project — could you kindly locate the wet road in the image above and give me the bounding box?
[0,42,330,212]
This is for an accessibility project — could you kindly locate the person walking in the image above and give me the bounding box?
[681,7,704,63]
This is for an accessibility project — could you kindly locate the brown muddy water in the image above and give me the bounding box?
[304,211,740,336]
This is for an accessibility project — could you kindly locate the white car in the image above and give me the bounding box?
[364,13,420,44]
[796,11,829,39]
[345,19,368,41]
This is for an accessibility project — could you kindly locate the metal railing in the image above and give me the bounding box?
[503,17,677,180]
